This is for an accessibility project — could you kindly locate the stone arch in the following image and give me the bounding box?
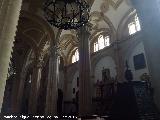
[20,11,55,55]
[91,55,117,85]
[91,52,116,77]
[89,12,116,53]
[59,52,67,66]
[90,12,116,41]
[58,33,78,65]
[59,34,78,46]
[17,33,37,51]
[90,28,111,53]
[101,13,116,40]
[68,47,79,65]
[117,8,137,40]
[20,11,55,39]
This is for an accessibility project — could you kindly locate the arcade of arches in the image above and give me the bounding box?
[0,0,160,119]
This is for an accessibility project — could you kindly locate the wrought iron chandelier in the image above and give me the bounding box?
[44,0,90,30]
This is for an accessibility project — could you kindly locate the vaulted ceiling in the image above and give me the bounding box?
[57,0,133,65]
[16,0,133,65]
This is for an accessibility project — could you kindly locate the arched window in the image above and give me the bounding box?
[128,14,141,35]
[94,35,110,52]
[72,49,79,63]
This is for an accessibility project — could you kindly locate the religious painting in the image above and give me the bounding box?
[133,53,146,70]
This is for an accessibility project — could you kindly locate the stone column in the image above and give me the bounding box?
[63,67,68,96]
[78,24,92,116]
[114,42,125,82]
[28,56,43,114]
[0,0,22,112]
[45,41,59,115]
[11,72,21,113]
[15,67,28,113]
[131,0,160,109]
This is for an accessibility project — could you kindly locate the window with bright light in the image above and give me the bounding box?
[94,35,110,52]
[128,14,141,35]
[72,49,79,63]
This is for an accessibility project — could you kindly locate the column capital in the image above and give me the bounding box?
[50,44,59,58]
[56,45,63,57]
[36,59,44,69]
[76,23,92,41]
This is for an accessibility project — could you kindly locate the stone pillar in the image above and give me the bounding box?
[0,0,22,112]
[11,72,21,113]
[15,68,27,113]
[78,24,92,116]
[45,41,59,115]
[131,0,160,109]
[114,42,125,82]
[63,67,68,95]
[28,56,43,114]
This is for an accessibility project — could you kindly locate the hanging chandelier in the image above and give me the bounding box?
[44,0,90,30]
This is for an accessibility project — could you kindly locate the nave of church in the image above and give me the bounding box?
[0,0,160,119]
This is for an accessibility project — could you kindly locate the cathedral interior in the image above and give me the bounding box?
[0,0,160,119]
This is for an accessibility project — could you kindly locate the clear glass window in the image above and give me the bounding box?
[94,35,110,52]
[104,36,110,47]
[128,14,141,35]
[94,42,99,52]
[72,49,79,63]
[135,15,141,31]
[128,22,137,35]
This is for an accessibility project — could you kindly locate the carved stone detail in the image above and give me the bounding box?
[109,0,123,9]
[100,0,109,13]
